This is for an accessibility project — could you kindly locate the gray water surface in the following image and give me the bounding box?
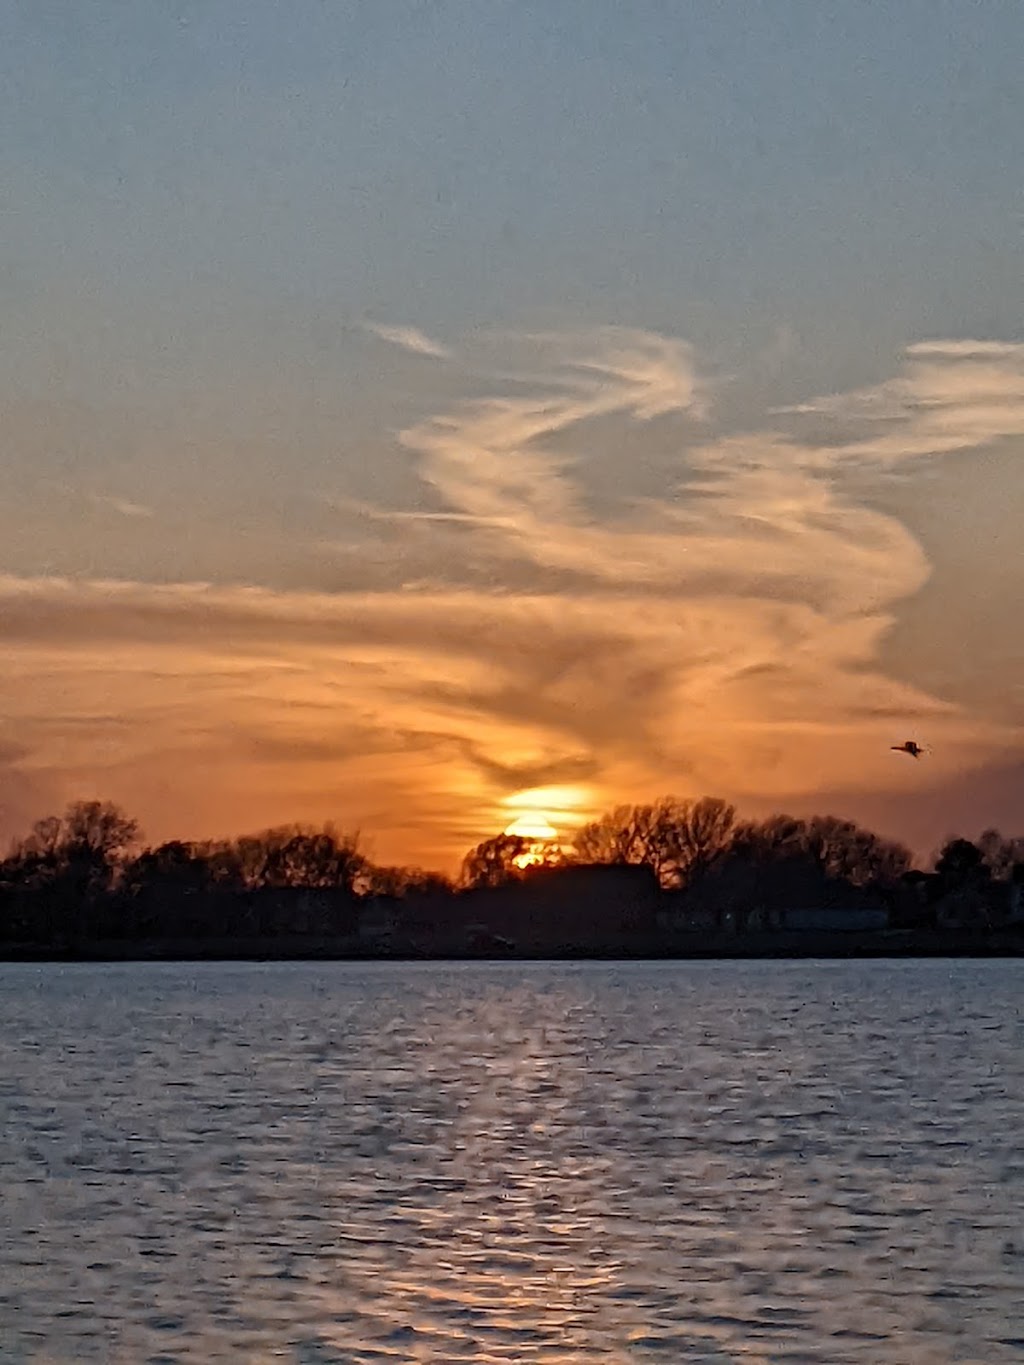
[1,959,1022,1362]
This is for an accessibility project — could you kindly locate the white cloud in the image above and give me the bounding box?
[906,339,1023,359]
[365,322,452,360]
[325,493,514,530]
[397,328,929,616]
[398,325,715,585]
[87,493,155,519]
[779,338,1024,463]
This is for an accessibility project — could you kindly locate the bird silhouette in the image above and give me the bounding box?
[891,740,926,758]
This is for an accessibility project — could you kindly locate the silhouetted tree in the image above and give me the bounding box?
[572,799,680,884]
[930,837,996,930]
[20,799,139,877]
[260,826,365,892]
[574,800,669,877]
[573,797,735,887]
[194,825,365,893]
[977,828,1024,881]
[461,833,531,889]
[126,840,212,892]
[365,864,454,898]
[934,838,988,892]
[4,800,140,941]
[16,804,129,896]
[730,813,909,887]
[121,840,218,938]
[673,797,737,883]
[729,814,808,864]
[802,815,911,886]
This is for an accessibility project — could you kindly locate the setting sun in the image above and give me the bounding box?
[501,810,564,869]
[503,812,560,840]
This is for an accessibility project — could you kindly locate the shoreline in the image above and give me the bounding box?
[3,926,1022,964]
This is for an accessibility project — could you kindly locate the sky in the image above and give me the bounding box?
[2,1,1022,871]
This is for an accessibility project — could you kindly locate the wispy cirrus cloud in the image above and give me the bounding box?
[364,321,452,360]
[398,327,927,615]
[44,482,157,521]
[778,337,1024,463]
[324,494,515,531]
[398,327,714,585]
[86,492,155,519]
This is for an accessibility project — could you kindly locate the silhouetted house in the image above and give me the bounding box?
[763,906,888,933]
[461,862,661,950]
[888,868,1023,932]
[358,896,400,945]
[974,875,1024,927]
[127,881,225,939]
[889,869,936,927]
[1007,878,1024,924]
[934,886,992,930]
[672,852,889,934]
[388,885,472,938]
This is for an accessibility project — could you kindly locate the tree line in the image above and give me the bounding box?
[462,797,916,889]
[1,796,1022,949]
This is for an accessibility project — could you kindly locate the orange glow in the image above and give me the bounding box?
[503,811,559,840]
[502,811,564,869]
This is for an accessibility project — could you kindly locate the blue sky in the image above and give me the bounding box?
[5,2,1021,387]
[2,2,1022,865]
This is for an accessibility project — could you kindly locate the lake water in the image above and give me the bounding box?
[0,960,1022,1363]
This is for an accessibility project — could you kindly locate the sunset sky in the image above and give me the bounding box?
[2,2,1022,871]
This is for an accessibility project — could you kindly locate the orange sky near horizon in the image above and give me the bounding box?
[3,332,1022,873]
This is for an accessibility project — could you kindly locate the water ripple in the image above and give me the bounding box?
[0,959,1022,1362]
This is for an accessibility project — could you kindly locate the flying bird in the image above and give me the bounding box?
[891,740,926,758]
